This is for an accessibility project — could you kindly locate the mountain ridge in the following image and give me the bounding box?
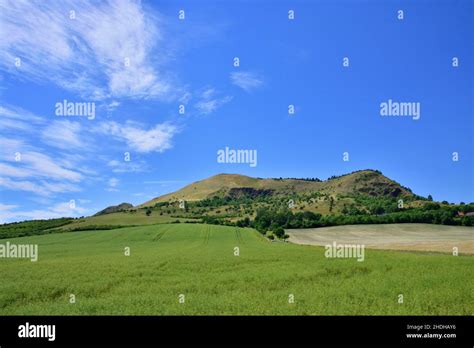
[139,169,415,208]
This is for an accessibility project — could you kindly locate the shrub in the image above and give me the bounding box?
[273,227,285,238]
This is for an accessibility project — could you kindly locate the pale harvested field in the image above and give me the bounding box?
[287,224,474,254]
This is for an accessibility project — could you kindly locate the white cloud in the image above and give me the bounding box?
[0,200,88,223]
[201,88,216,99]
[41,120,86,150]
[107,101,120,111]
[107,159,147,173]
[178,92,192,104]
[106,177,119,192]
[143,180,186,184]
[108,178,119,187]
[0,135,84,196]
[0,139,83,183]
[0,137,25,153]
[40,181,81,194]
[230,71,264,92]
[0,118,33,132]
[95,121,179,153]
[0,113,173,197]
[0,203,18,211]
[0,177,80,196]
[22,151,83,182]
[0,177,48,196]
[194,88,232,115]
[0,163,33,178]
[0,104,45,132]
[49,201,87,215]
[0,0,173,100]
[195,96,232,114]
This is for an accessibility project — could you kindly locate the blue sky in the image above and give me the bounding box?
[0,0,472,222]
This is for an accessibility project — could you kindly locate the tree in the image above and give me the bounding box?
[423,203,440,211]
[273,226,285,238]
[462,216,473,226]
[236,217,250,227]
[370,205,385,215]
[329,196,335,212]
[146,208,152,216]
[427,195,433,201]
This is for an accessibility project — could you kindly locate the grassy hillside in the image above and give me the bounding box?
[140,170,414,207]
[0,223,472,315]
[54,211,198,232]
[141,173,262,204]
[0,211,199,239]
[95,202,133,216]
[0,218,73,239]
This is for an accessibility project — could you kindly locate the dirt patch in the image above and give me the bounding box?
[287,224,474,254]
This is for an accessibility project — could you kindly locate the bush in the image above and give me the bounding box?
[273,227,285,238]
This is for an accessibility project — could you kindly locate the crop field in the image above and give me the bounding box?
[287,224,474,254]
[0,223,472,315]
[55,211,198,231]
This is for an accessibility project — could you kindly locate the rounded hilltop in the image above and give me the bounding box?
[139,169,413,207]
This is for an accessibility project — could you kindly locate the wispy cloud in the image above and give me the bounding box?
[106,177,119,192]
[0,152,83,196]
[107,159,148,173]
[143,180,186,184]
[0,177,80,197]
[95,121,179,153]
[0,203,18,211]
[41,120,87,150]
[194,88,232,114]
[21,151,83,182]
[230,71,264,92]
[0,106,87,196]
[0,104,45,132]
[106,101,120,111]
[0,104,180,198]
[0,137,83,182]
[0,0,173,100]
[0,200,88,223]
[195,97,233,114]
[179,92,192,104]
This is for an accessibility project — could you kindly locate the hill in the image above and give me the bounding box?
[6,169,472,237]
[140,169,414,207]
[95,202,134,216]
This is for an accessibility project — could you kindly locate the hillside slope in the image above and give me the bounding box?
[95,202,133,216]
[140,170,414,207]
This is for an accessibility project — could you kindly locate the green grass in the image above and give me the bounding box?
[54,210,198,231]
[0,223,472,315]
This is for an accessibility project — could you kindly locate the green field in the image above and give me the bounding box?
[0,223,472,315]
[56,211,198,231]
